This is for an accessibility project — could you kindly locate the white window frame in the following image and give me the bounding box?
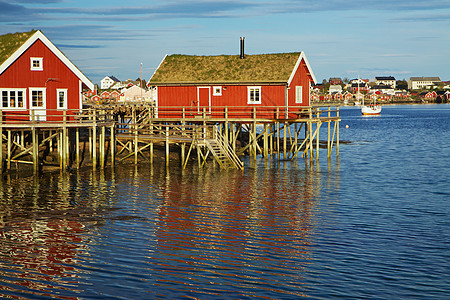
[29,88,46,108]
[30,57,43,71]
[247,86,261,104]
[295,86,303,104]
[0,88,27,110]
[57,88,68,109]
[213,86,222,96]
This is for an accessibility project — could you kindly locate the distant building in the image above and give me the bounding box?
[408,77,441,90]
[374,76,396,88]
[100,75,120,89]
[119,85,153,102]
[371,84,395,96]
[329,84,342,94]
[329,77,342,85]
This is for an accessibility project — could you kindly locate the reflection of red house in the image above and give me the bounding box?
[149,51,317,118]
[100,91,110,99]
[91,95,101,102]
[110,90,120,101]
[0,30,94,122]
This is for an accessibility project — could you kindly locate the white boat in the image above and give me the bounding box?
[356,74,381,115]
[361,104,382,115]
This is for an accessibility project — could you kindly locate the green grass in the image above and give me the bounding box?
[150,52,301,83]
[0,30,37,65]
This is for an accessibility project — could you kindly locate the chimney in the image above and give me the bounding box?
[240,37,245,59]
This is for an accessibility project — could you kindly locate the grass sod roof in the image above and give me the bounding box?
[150,52,302,84]
[0,30,37,65]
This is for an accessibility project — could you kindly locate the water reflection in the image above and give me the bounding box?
[0,158,341,299]
[150,158,331,298]
[0,170,116,299]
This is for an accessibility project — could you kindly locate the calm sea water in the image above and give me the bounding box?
[0,104,449,299]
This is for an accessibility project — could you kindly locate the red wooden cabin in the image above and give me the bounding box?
[148,51,317,119]
[0,30,94,123]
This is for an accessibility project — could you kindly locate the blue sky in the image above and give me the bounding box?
[1,0,449,85]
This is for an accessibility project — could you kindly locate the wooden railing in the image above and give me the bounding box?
[152,105,340,121]
[0,108,115,127]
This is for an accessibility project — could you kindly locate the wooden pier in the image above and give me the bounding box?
[0,104,340,173]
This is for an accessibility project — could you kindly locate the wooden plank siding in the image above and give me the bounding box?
[0,30,93,122]
[150,52,316,120]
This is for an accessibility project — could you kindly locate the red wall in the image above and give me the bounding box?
[157,84,288,119]
[156,57,313,119]
[0,39,82,121]
[287,59,311,107]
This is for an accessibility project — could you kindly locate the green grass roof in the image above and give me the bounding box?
[150,52,302,84]
[0,30,37,65]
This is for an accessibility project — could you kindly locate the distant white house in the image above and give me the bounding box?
[329,84,342,94]
[100,75,120,89]
[408,77,441,90]
[371,84,395,96]
[374,76,396,88]
[119,85,153,102]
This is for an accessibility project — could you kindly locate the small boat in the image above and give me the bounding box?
[361,103,382,115]
[356,74,381,115]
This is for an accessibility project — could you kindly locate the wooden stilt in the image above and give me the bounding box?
[283,122,287,160]
[101,126,106,169]
[263,123,268,158]
[32,127,38,173]
[7,130,11,170]
[0,112,3,173]
[76,128,80,168]
[110,125,115,166]
[165,126,169,167]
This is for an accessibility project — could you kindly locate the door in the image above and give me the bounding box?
[30,88,46,121]
[197,87,210,114]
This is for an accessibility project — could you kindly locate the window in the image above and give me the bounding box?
[30,88,46,108]
[247,86,261,104]
[57,89,68,109]
[213,86,222,96]
[295,86,303,104]
[0,89,26,109]
[30,57,43,71]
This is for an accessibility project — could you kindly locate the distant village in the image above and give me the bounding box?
[311,76,450,105]
[85,75,450,105]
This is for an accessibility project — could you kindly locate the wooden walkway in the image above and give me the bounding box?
[0,104,340,173]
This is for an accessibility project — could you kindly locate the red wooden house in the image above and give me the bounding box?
[0,30,94,122]
[148,51,317,119]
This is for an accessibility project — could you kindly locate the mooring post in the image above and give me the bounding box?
[336,106,340,158]
[327,106,331,158]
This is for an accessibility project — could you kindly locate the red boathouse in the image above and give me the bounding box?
[148,48,317,119]
[0,30,94,122]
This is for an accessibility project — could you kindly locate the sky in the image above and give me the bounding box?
[1,0,450,85]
